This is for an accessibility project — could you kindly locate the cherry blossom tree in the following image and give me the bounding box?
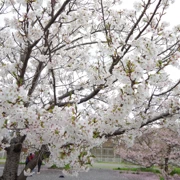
[0,0,180,180]
[115,127,180,180]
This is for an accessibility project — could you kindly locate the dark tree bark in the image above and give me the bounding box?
[0,134,50,180]
[17,144,50,180]
[0,135,26,180]
[164,157,169,173]
[164,146,171,173]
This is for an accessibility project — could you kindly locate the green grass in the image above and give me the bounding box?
[0,158,5,164]
[114,167,161,174]
[50,164,58,169]
[170,167,180,175]
[114,166,180,180]
[49,164,63,169]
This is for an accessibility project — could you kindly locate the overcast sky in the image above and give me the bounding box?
[161,1,180,26]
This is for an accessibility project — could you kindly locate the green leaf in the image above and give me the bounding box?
[93,131,100,138]
[40,121,44,128]
[60,152,66,159]
[64,163,70,170]
[79,151,87,158]
[48,106,54,113]
[54,129,59,134]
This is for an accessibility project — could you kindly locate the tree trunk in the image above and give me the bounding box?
[161,169,169,180]
[0,135,26,180]
[17,144,50,180]
[161,146,171,180]
[164,146,171,174]
[0,134,50,180]
[164,157,169,173]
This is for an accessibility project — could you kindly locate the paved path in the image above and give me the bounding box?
[20,167,159,180]
[27,168,180,180]
[0,165,159,180]
[25,169,159,180]
[1,164,180,180]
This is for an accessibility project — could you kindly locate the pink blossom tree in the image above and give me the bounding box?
[0,0,179,180]
[116,128,180,180]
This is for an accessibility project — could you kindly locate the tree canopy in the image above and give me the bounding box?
[116,127,180,180]
[116,127,180,169]
[0,0,180,179]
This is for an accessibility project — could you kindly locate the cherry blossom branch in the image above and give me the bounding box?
[27,62,44,96]
[100,0,111,46]
[144,88,156,113]
[55,85,102,107]
[0,0,5,13]
[51,29,103,53]
[160,42,180,61]
[121,0,151,52]
[154,79,180,96]
[44,0,72,32]
[105,108,178,138]
[19,0,72,86]
[58,87,83,100]
[109,0,163,74]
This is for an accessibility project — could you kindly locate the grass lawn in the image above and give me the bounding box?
[92,161,180,180]
[170,167,180,176]
[92,161,144,170]
[114,166,161,174]
[0,158,5,164]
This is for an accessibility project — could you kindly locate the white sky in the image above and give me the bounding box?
[163,0,180,80]
[164,1,180,26]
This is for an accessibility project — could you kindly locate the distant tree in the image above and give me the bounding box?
[0,0,179,180]
[116,127,180,180]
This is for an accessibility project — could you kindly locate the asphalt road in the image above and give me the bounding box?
[0,165,160,180]
[3,164,180,180]
[25,168,159,180]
